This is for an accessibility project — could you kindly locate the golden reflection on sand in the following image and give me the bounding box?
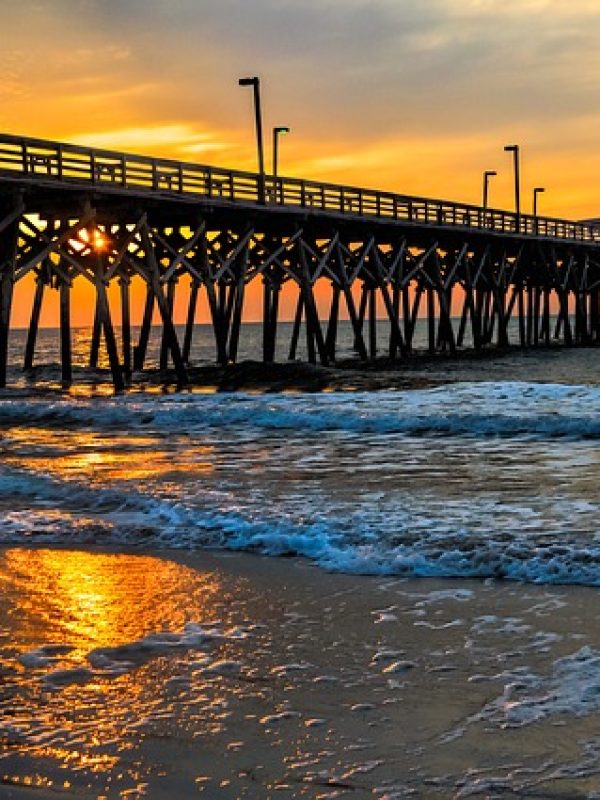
[5,549,222,656]
[0,549,229,792]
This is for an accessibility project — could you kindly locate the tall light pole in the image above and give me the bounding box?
[482,170,497,212]
[239,76,265,203]
[504,144,521,230]
[272,126,290,180]
[533,186,545,217]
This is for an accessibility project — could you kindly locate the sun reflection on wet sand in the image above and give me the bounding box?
[4,548,222,655]
[0,548,235,797]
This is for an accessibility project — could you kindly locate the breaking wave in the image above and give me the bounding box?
[0,381,600,440]
[1,381,600,585]
[1,460,600,587]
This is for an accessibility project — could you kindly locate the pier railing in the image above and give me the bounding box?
[1,133,599,243]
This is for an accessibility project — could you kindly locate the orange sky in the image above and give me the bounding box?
[2,0,600,327]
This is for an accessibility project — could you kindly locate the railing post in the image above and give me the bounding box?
[178,164,183,192]
[300,180,306,207]
[90,150,96,184]
[121,155,126,187]
[22,141,28,175]
[57,144,63,180]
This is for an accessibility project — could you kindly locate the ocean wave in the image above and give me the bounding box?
[0,381,600,440]
[2,464,600,587]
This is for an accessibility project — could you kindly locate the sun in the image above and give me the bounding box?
[71,228,107,253]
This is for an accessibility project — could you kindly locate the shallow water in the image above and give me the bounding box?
[1,378,600,584]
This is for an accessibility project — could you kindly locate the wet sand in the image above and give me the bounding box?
[2,546,600,799]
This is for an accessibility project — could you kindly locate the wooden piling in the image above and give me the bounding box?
[141,226,187,385]
[160,279,176,370]
[325,284,340,361]
[24,276,45,370]
[134,285,154,372]
[94,256,125,393]
[59,279,72,386]
[368,286,377,359]
[119,277,132,378]
[89,301,101,368]
[183,280,200,364]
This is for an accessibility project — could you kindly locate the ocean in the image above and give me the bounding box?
[1,322,599,585]
[1,323,600,798]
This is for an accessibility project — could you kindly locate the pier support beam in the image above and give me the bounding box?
[134,286,154,372]
[0,205,596,393]
[182,280,200,364]
[0,213,20,388]
[59,278,72,386]
[24,275,45,370]
[119,277,132,379]
[94,256,125,393]
[141,226,187,385]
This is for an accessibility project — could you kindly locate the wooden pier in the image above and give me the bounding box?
[0,132,599,390]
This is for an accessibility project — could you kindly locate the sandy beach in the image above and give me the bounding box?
[2,546,600,799]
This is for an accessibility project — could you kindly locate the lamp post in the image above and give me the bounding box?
[533,186,545,235]
[272,126,290,180]
[533,186,545,217]
[273,126,290,204]
[239,76,265,203]
[482,170,497,225]
[504,144,521,231]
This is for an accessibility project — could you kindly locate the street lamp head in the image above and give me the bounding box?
[239,76,259,86]
[274,126,290,135]
[534,187,545,194]
[485,170,497,177]
[504,144,518,153]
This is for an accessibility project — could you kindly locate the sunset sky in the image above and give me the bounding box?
[2,0,600,326]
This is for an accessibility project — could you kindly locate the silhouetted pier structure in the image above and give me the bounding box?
[1,133,599,391]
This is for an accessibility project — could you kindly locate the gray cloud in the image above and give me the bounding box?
[2,0,600,143]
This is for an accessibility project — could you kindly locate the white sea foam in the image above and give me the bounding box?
[1,381,600,439]
[1,382,600,586]
[476,646,600,728]
[1,457,600,585]
[18,621,250,690]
